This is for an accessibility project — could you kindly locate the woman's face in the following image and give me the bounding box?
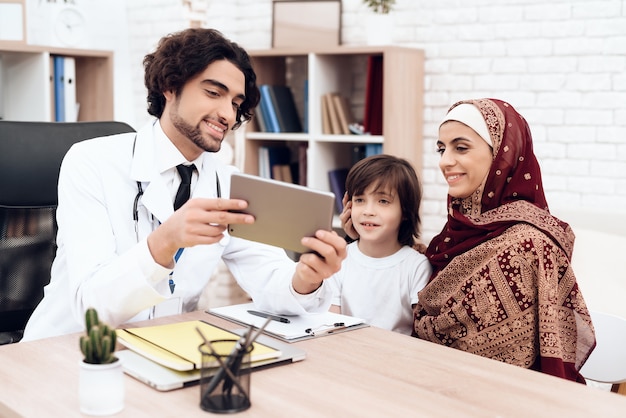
[437,121,493,199]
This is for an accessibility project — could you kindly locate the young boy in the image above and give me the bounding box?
[328,155,431,335]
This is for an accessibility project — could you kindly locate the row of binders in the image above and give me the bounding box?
[255,84,303,133]
[254,85,358,136]
[51,55,79,122]
[252,56,382,136]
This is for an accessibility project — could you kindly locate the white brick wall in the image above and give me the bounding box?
[124,0,626,243]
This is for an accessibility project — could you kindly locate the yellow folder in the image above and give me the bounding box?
[116,320,281,372]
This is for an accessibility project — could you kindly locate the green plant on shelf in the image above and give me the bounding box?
[79,307,118,364]
[363,0,395,14]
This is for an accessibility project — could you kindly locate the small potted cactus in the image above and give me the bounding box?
[80,307,118,364]
[78,307,125,416]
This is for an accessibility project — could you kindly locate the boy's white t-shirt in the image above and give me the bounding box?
[327,242,432,335]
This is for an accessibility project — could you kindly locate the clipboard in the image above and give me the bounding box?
[209,302,369,343]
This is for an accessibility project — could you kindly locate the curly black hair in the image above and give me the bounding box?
[143,28,260,130]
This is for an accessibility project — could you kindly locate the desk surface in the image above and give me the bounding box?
[1,310,625,417]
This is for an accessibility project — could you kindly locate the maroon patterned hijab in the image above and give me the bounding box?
[426,99,574,276]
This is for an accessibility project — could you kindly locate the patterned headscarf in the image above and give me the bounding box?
[426,98,574,276]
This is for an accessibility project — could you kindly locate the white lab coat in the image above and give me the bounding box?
[22,120,330,341]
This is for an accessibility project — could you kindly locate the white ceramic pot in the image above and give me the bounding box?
[79,360,125,416]
[365,14,393,45]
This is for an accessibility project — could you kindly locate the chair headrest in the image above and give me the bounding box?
[0,121,135,208]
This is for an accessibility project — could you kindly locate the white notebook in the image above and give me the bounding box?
[209,302,369,343]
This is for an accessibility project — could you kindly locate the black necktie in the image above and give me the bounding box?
[173,164,196,211]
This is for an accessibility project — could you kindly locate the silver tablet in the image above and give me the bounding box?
[228,172,335,254]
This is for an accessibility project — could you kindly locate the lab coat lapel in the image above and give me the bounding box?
[129,124,173,223]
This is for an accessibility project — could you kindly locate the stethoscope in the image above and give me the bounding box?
[131,135,222,242]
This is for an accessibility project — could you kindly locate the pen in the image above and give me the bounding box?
[247,310,291,324]
[305,323,346,336]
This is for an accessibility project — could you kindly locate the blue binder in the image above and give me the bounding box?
[53,56,65,122]
[259,85,279,133]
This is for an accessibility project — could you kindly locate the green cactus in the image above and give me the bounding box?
[79,307,118,364]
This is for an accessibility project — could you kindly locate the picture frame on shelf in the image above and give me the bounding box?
[272,0,341,48]
[0,0,26,45]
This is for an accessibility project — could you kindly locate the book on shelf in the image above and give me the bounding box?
[328,167,349,213]
[365,143,383,156]
[297,142,308,186]
[210,302,369,343]
[116,319,282,372]
[352,145,366,165]
[323,92,343,135]
[52,55,65,122]
[258,145,291,180]
[321,93,332,134]
[282,164,294,183]
[332,94,353,135]
[271,164,293,183]
[351,143,383,165]
[259,85,280,132]
[266,84,302,133]
[63,56,78,122]
[258,84,302,133]
[253,104,267,132]
[258,146,269,177]
[363,55,383,135]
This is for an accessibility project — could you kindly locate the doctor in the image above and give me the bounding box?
[22,28,347,341]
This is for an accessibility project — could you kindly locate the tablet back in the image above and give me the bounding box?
[228,172,335,253]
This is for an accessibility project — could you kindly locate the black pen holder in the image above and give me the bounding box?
[198,339,253,414]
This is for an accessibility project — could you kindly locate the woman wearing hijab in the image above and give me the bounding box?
[412,98,595,382]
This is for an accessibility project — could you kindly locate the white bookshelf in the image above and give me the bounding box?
[242,45,425,194]
[0,43,113,121]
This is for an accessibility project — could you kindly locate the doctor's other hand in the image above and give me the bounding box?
[293,230,347,294]
[340,192,359,241]
[147,198,254,267]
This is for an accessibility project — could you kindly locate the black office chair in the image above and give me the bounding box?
[0,120,135,344]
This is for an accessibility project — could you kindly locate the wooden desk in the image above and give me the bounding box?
[1,311,625,417]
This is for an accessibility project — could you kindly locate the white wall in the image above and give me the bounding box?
[115,0,626,242]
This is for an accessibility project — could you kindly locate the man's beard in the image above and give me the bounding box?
[170,108,223,153]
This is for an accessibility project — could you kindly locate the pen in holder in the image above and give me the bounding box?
[196,319,269,414]
[198,338,253,413]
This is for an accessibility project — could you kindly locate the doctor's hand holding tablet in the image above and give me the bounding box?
[148,172,345,293]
